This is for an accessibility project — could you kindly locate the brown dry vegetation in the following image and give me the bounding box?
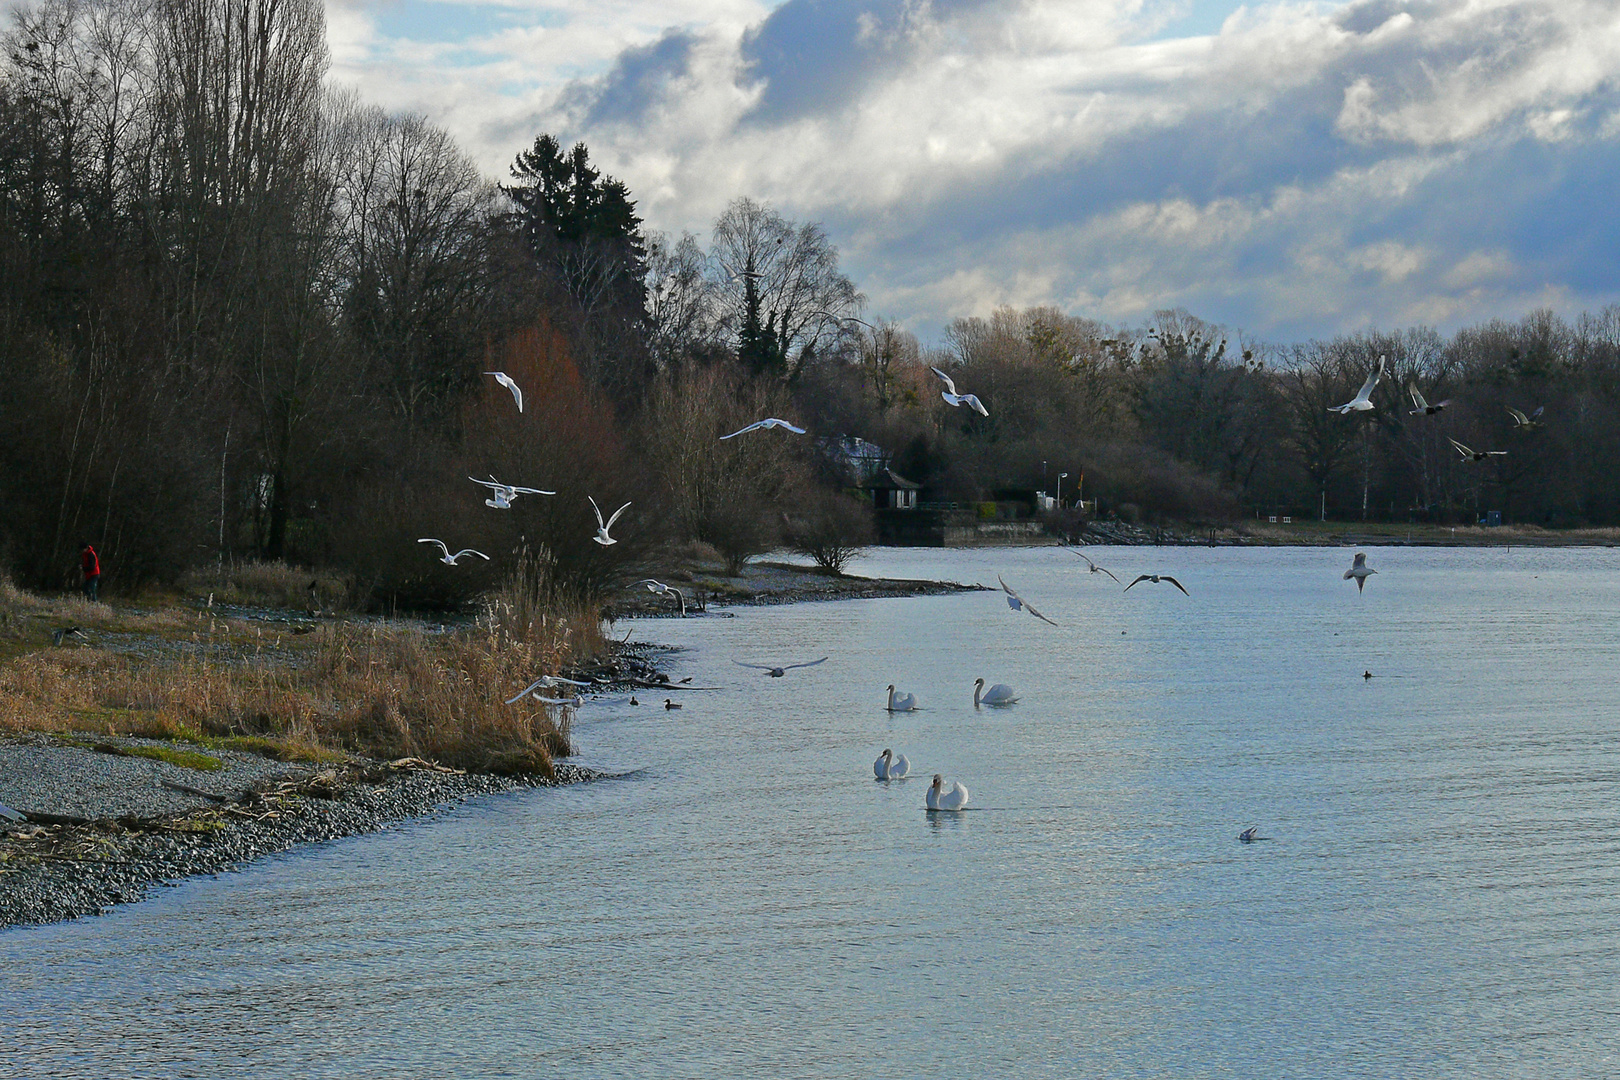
[0,572,599,776]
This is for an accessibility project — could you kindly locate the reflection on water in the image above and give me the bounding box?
[8,546,1620,1078]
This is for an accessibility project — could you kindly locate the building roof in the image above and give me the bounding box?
[862,468,921,491]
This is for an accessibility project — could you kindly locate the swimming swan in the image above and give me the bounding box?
[874,748,911,780]
[926,774,970,811]
[886,684,918,712]
[973,678,1018,706]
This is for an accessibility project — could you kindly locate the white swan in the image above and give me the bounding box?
[874,748,911,780]
[886,684,918,712]
[926,774,970,811]
[974,677,1018,706]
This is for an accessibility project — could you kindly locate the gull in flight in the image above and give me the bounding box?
[417,539,489,566]
[590,496,631,545]
[1328,355,1385,414]
[1343,552,1376,593]
[1064,547,1120,583]
[718,259,763,284]
[930,367,989,416]
[1124,574,1190,596]
[1507,405,1545,431]
[734,656,828,678]
[484,371,522,412]
[506,675,593,705]
[719,418,806,440]
[630,579,686,616]
[471,475,555,509]
[1448,438,1507,463]
[1407,381,1451,416]
[998,575,1058,626]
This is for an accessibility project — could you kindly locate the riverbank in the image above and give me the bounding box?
[609,558,985,617]
[1067,519,1620,547]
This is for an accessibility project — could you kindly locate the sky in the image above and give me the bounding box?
[322,0,1620,344]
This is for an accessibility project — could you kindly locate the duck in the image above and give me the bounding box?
[873,748,911,780]
[926,774,970,811]
[664,699,682,710]
[973,678,1018,706]
[886,685,918,712]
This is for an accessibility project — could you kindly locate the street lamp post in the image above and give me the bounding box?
[1058,472,1069,508]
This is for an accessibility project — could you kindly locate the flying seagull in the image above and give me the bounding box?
[471,475,555,509]
[1328,355,1385,414]
[484,371,523,412]
[930,367,989,416]
[1507,405,1545,431]
[1124,574,1190,596]
[1064,547,1120,583]
[998,575,1058,626]
[505,675,593,705]
[1448,438,1506,463]
[719,418,807,440]
[1344,552,1376,593]
[417,539,489,566]
[733,657,828,678]
[630,579,686,616]
[1407,381,1451,416]
[590,496,631,545]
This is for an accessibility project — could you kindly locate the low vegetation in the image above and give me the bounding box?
[0,572,596,776]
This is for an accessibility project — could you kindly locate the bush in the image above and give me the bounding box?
[786,490,874,574]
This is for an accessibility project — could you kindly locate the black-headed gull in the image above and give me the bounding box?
[930,367,989,416]
[484,371,523,412]
[1064,547,1120,583]
[1328,356,1384,414]
[417,538,490,565]
[733,656,827,678]
[998,575,1058,625]
[1448,438,1506,462]
[471,475,555,509]
[1343,552,1376,593]
[1407,381,1450,416]
[630,579,686,616]
[505,675,592,705]
[1124,573,1190,596]
[718,418,806,440]
[590,496,630,545]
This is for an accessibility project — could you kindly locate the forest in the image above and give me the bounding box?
[5,0,1620,605]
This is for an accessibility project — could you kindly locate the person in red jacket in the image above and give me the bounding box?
[79,541,100,601]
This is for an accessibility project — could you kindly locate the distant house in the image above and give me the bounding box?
[822,435,889,485]
[864,468,921,510]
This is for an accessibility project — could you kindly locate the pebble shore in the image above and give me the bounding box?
[0,760,599,930]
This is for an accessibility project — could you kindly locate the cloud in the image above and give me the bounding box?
[330,0,1620,342]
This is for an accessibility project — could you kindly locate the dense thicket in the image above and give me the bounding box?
[4,0,1618,603]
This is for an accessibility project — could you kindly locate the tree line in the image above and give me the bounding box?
[3,0,1618,605]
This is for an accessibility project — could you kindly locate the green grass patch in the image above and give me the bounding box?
[208,735,349,765]
[108,744,224,771]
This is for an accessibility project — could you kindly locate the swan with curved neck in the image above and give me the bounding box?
[974,678,1018,706]
[874,748,910,780]
[926,774,969,811]
[886,685,918,712]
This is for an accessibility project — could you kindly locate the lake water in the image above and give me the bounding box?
[7,545,1620,1078]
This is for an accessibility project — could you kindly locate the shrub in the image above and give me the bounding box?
[786,490,874,574]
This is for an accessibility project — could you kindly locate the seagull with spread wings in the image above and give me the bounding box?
[1064,547,1120,583]
[590,496,631,545]
[733,657,828,678]
[1124,574,1190,596]
[719,418,807,440]
[630,579,686,616]
[471,475,555,509]
[505,675,593,705]
[1328,355,1385,414]
[930,367,990,416]
[998,575,1058,626]
[417,539,489,566]
[1344,552,1376,593]
[484,371,523,412]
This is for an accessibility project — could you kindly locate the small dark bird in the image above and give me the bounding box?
[1124,574,1190,596]
[664,699,682,710]
[1363,670,1374,680]
[630,696,640,706]
[678,676,693,684]
[734,657,828,678]
[1239,827,1260,843]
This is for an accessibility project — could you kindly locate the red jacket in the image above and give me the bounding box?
[81,546,99,577]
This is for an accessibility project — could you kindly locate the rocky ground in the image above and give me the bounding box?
[607,558,984,618]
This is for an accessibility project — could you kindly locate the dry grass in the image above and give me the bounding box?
[0,569,602,776]
[177,560,352,611]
